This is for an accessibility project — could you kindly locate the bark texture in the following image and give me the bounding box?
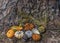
[0,0,60,43]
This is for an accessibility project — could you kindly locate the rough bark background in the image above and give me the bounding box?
[0,0,60,43]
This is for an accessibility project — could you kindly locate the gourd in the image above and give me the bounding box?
[32,34,41,41]
[25,30,32,38]
[24,23,30,30]
[6,29,15,38]
[32,28,40,34]
[14,31,24,39]
[11,26,23,31]
[29,23,34,30]
[24,23,34,30]
[38,26,45,33]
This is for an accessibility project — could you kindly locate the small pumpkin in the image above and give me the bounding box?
[6,29,15,38]
[14,31,24,39]
[24,23,34,30]
[29,23,34,30]
[11,26,23,31]
[32,34,41,41]
[38,26,45,33]
[24,23,30,30]
[25,30,32,38]
[32,28,40,34]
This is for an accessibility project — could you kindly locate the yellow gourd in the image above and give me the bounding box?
[11,26,23,31]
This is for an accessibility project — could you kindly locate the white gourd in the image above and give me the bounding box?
[32,28,40,34]
[14,31,24,39]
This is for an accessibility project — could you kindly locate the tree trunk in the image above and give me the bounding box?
[0,0,60,43]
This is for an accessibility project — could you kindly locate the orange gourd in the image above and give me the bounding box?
[24,23,34,30]
[24,23,30,30]
[32,34,41,41]
[6,29,15,38]
[29,23,34,30]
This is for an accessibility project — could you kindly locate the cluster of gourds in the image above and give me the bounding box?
[6,22,45,41]
[6,12,46,41]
